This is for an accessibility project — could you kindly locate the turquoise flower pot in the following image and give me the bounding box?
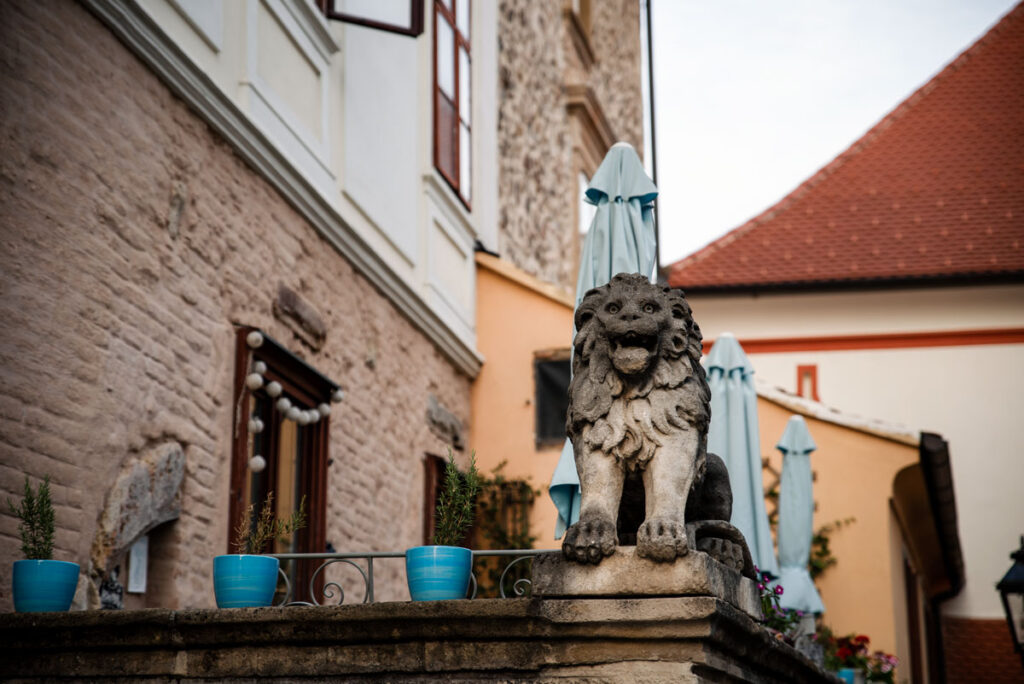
[213,555,280,608]
[12,559,80,612]
[405,546,472,601]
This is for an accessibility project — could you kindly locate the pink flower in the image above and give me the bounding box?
[774,585,784,596]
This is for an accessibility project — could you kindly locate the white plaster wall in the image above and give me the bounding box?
[689,286,1024,619]
[689,284,1024,339]
[342,22,420,262]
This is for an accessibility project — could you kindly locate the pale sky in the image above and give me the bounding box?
[650,0,1020,267]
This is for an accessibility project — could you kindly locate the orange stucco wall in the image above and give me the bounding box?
[757,399,918,657]
[470,255,574,549]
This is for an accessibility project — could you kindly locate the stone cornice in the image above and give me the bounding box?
[80,0,482,378]
[565,83,616,171]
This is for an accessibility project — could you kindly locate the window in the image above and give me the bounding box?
[534,351,571,448]
[319,0,424,36]
[433,0,471,205]
[229,327,341,603]
[796,364,819,401]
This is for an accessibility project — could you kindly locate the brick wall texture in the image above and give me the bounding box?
[0,0,469,610]
[498,0,644,289]
[942,616,1023,683]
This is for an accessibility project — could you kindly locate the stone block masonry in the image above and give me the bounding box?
[498,0,644,290]
[0,599,840,682]
[0,1,468,610]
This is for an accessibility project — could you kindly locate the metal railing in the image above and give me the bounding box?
[269,549,548,606]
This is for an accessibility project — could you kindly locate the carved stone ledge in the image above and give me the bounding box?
[533,548,761,621]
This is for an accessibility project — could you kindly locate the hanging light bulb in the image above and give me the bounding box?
[248,455,266,472]
[245,373,264,390]
[265,381,282,398]
[317,403,331,417]
[276,397,291,413]
[253,361,267,374]
[248,417,264,434]
[331,388,345,403]
[286,406,301,422]
[246,331,264,348]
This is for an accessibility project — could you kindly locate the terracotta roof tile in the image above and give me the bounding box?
[668,3,1024,291]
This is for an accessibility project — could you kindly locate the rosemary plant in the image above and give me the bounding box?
[7,475,56,560]
[432,450,482,547]
[232,492,307,555]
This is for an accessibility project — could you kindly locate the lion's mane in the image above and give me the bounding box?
[567,273,710,471]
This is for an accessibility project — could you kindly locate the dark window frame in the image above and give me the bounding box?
[229,326,337,603]
[533,349,572,449]
[318,0,425,37]
[432,0,471,208]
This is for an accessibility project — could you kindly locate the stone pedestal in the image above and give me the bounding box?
[532,547,761,621]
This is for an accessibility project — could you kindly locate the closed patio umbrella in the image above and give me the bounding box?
[774,415,825,613]
[705,333,778,576]
[548,141,658,538]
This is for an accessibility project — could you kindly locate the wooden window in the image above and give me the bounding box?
[796,364,819,402]
[534,350,571,448]
[319,0,424,37]
[433,0,471,206]
[230,327,340,603]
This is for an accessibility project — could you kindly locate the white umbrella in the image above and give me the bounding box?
[774,415,825,613]
[705,333,779,576]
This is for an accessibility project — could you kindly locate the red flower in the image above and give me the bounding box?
[854,635,870,644]
[837,646,852,661]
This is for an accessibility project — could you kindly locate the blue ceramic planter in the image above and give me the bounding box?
[12,559,80,612]
[405,546,472,601]
[213,555,280,608]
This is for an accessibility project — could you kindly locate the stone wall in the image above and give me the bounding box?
[0,596,840,683]
[498,0,645,289]
[0,0,469,610]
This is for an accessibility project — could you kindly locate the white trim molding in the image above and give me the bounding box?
[82,0,483,377]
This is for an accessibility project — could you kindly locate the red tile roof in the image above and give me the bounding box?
[668,3,1024,291]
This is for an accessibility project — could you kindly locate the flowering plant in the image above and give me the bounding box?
[866,650,898,683]
[754,566,801,640]
[820,627,870,671]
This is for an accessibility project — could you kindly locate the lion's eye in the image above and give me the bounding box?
[642,303,656,314]
[607,303,620,314]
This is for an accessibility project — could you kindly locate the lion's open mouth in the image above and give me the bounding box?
[610,331,657,374]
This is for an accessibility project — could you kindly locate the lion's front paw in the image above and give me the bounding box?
[636,518,688,562]
[562,515,617,564]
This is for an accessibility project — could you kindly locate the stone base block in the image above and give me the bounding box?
[532,547,761,620]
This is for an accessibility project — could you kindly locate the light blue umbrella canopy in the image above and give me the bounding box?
[548,142,658,538]
[706,333,779,576]
[773,415,825,613]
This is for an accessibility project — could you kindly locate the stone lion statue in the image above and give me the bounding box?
[563,273,752,574]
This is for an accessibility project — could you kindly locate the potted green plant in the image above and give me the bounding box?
[406,451,482,601]
[8,475,79,612]
[213,492,306,608]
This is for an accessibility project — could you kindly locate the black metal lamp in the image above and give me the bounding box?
[997,536,1024,667]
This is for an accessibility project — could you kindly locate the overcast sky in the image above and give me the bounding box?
[650,0,1019,267]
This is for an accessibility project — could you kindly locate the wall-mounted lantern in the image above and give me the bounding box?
[996,536,1024,668]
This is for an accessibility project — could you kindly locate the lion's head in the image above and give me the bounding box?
[567,273,709,461]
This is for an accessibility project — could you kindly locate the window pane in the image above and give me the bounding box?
[436,15,454,98]
[338,0,412,29]
[437,93,458,182]
[458,46,470,123]
[275,418,300,554]
[460,122,471,201]
[455,0,469,39]
[535,358,571,445]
